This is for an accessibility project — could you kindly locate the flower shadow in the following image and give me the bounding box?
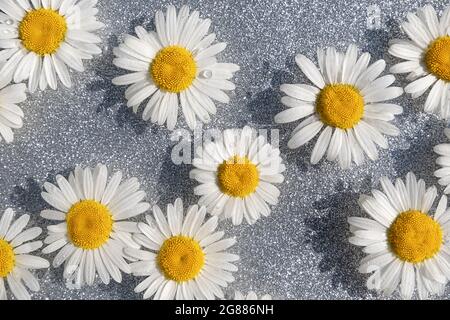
[304,179,371,298]
[86,16,157,135]
[245,58,314,171]
[10,178,46,215]
[391,116,446,185]
[9,168,72,227]
[246,57,307,127]
[156,145,197,206]
[363,17,400,61]
[246,67,295,127]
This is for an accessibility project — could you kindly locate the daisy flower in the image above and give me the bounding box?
[0,83,26,143]
[127,198,238,300]
[389,5,450,119]
[112,4,239,130]
[0,208,49,300]
[0,0,103,92]
[274,44,403,169]
[434,128,450,193]
[234,290,272,300]
[190,126,285,225]
[40,164,150,288]
[349,172,450,299]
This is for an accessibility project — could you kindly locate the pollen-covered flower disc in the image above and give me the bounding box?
[127,198,238,300]
[389,5,450,119]
[0,83,26,143]
[0,208,49,300]
[234,290,272,300]
[40,164,150,288]
[274,44,403,169]
[0,0,104,92]
[112,4,239,131]
[349,172,450,299]
[190,126,285,225]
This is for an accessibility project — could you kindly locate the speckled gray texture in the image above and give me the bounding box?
[0,0,449,300]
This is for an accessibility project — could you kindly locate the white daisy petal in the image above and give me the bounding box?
[42,238,67,254]
[5,213,29,241]
[16,255,49,269]
[341,44,358,82]
[100,171,122,205]
[279,45,401,166]
[0,0,102,91]
[421,186,437,213]
[7,274,30,300]
[16,268,39,292]
[112,6,237,130]
[280,84,318,102]
[56,174,78,204]
[52,243,75,268]
[274,105,315,124]
[131,198,238,300]
[10,227,42,247]
[400,262,416,299]
[347,129,365,165]
[38,164,147,287]
[389,5,450,117]
[390,61,420,74]
[405,74,437,96]
[287,121,323,149]
[0,208,14,238]
[93,249,110,285]
[435,196,448,222]
[295,54,325,89]
[99,247,121,283]
[40,209,66,221]
[351,171,450,299]
[324,128,341,161]
[191,127,283,225]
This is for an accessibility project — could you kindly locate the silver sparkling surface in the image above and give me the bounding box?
[0,0,448,300]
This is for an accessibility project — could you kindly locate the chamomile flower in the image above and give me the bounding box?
[0,208,49,300]
[128,198,238,300]
[112,4,239,130]
[40,164,150,288]
[434,128,450,193]
[389,5,450,119]
[190,126,285,225]
[275,44,403,169]
[0,0,103,92]
[349,172,450,299]
[234,290,272,300]
[0,83,26,143]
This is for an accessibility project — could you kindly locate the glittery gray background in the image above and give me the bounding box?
[0,0,448,300]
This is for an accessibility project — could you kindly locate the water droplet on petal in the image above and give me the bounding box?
[200,70,212,79]
[5,19,13,25]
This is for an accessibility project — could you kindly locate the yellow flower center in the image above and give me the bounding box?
[387,210,443,263]
[425,36,450,82]
[217,156,260,198]
[157,236,205,282]
[316,84,365,129]
[150,46,197,93]
[19,8,67,56]
[66,200,113,250]
[0,239,15,278]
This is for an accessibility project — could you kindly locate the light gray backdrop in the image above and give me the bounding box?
[0,0,448,300]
